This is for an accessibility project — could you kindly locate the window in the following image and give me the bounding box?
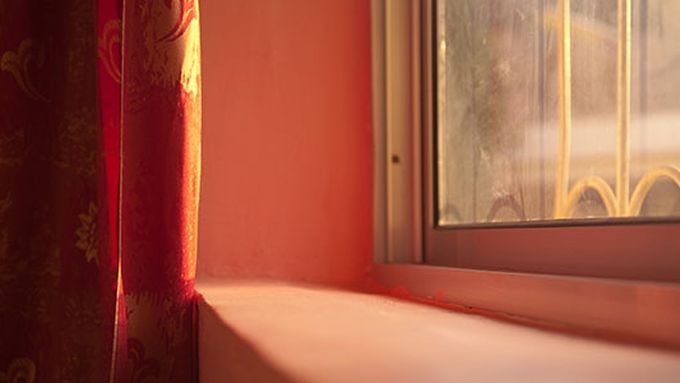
[372,0,680,348]
[436,0,680,226]
[374,0,680,283]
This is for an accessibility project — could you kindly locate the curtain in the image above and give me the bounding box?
[0,0,201,381]
[120,0,201,381]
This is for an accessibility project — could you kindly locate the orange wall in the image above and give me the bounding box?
[197,0,373,285]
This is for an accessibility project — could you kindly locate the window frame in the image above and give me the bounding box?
[371,0,680,349]
[372,0,424,265]
[426,0,680,282]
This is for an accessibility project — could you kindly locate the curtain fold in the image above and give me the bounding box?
[119,0,201,381]
[0,0,201,381]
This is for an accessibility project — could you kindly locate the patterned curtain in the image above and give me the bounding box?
[120,0,201,382]
[0,0,201,381]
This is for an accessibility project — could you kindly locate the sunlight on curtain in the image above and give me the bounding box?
[0,0,201,381]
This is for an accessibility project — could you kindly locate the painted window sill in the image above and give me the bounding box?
[196,278,680,383]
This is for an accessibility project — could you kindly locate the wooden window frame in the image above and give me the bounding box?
[371,0,680,349]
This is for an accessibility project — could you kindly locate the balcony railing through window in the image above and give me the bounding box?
[437,0,680,226]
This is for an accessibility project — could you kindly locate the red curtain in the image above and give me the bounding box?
[0,0,201,381]
[120,0,201,381]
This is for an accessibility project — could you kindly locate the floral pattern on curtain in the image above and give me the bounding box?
[120,0,201,382]
[0,0,201,381]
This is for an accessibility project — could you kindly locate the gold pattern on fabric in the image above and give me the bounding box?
[128,338,160,383]
[0,39,47,101]
[53,108,98,176]
[98,19,122,84]
[125,293,193,382]
[158,0,197,42]
[137,0,201,94]
[119,0,201,379]
[0,358,36,383]
[180,5,201,99]
[0,0,113,381]
[58,293,106,380]
[76,202,98,264]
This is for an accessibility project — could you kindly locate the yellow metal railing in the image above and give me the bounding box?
[554,0,572,218]
[437,0,680,224]
[555,0,680,219]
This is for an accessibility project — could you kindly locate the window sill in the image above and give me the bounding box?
[370,264,680,349]
[197,278,680,383]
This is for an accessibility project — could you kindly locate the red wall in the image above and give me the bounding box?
[197,0,373,285]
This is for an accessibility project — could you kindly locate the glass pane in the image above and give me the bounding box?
[631,0,680,217]
[437,0,680,226]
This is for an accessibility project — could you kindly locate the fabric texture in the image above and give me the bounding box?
[0,0,201,381]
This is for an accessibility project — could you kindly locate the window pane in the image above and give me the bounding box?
[437,0,680,226]
[631,0,680,217]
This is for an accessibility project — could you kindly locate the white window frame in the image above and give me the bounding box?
[372,0,424,264]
